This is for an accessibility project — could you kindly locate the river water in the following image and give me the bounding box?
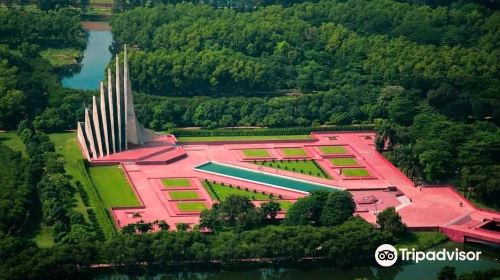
[61,24,113,90]
[92,242,499,280]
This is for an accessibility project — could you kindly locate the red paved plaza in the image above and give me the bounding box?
[88,132,500,245]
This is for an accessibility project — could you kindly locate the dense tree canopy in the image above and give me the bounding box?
[0,9,85,130]
[110,2,499,119]
[284,190,356,226]
[376,207,407,237]
[1,1,500,279]
[0,144,33,235]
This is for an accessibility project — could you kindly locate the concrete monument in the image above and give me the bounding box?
[77,45,152,160]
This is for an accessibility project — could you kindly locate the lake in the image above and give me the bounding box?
[93,242,499,280]
[61,22,113,90]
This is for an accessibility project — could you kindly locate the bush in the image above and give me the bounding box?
[76,180,89,207]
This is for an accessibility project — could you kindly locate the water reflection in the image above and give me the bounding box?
[62,29,113,90]
[93,243,499,280]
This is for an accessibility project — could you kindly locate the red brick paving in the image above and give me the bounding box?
[88,132,500,244]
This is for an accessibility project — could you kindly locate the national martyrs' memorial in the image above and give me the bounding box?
[77,46,500,246]
[77,45,154,160]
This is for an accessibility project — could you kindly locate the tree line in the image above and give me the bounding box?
[16,122,104,243]
[110,1,498,115]
[112,0,500,12]
[37,86,380,130]
[0,168,403,279]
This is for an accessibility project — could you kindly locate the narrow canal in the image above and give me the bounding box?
[61,21,113,90]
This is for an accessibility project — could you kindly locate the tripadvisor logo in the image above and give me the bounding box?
[374,244,482,267]
[375,244,398,267]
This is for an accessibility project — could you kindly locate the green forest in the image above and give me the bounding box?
[0,0,499,278]
[107,1,499,204]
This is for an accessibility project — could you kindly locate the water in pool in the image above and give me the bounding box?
[195,162,341,193]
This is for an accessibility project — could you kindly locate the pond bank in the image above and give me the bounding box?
[81,21,111,31]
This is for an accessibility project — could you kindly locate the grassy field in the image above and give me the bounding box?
[342,168,370,177]
[49,132,116,239]
[89,166,141,207]
[243,148,270,157]
[162,178,192,188]
[0,131,26,157]
[90,0,113,4]
[203,181,271,201]
[319,146,347,154]
[281,148,307,156]
[34,225,55,248]
[279,201,294,211]
[397,231,448,250]
[21,195,55,248]
[40,48,82,69]
[51,133,93,219]
[256,160,329,178]
[169,191,199,200]
[330,157,358,166]
[177,135,312,142]
[177,202,207,212]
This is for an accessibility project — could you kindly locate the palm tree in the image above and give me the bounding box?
[376,120,397,150]
[393,144,421,180]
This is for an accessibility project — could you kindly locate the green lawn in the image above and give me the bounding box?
[177,202,207,212]
[203,181,271,201]
[34,225,55,248]
[255,160,329,179]
[0,131,26,157]
[342,168,370,177]
[162,178,192,188]
[40,48,82,69]
[243,148,270,157]
[82,8,113,18]
[281,148,307,156]
[279,201,294,211]
[89,0,113,4]
[50,133,115,239]
[21,195,55,248]
[169,191,199,200]
[88,166,141,207]
[177,135,312,142]
[319,146,347,154]
[330,157,358,166]
[397,231,448,251]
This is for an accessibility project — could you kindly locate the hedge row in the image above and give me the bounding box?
[170,124,375,137]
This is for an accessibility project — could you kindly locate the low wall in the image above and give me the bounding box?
[179,138,317,145]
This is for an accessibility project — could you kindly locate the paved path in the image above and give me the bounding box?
[101,132,499,244]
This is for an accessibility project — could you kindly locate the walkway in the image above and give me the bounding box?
[88,132,499,244]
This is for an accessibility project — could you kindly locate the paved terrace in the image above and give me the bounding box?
[91,132,500,244]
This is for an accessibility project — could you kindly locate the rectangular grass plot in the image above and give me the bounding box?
[242,149,270,157]
[281,148,307,157]
[162,178,191,188]
[169,191,199,200]
[330,158,358,166]
[319,146,347,154]
[342,168,370,177]
[176,202,207,212]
